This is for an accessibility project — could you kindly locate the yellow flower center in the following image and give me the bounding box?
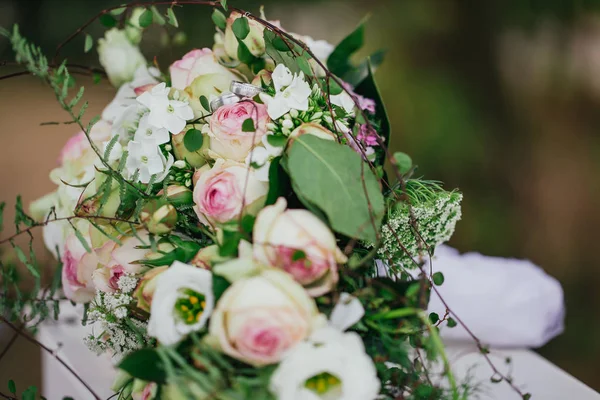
[175,289,206,325]
[304,372,341,395]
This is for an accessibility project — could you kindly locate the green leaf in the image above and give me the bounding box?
[119,349,166,383]
[184,128,203,152]
[265,156,290,206]
[285,135,384,242]
[166,8,179,28]
[297,56,313,76]
[8,380,16,394]
[22,386,37,400]
[271,35,290,52]
[84,34,93,53]
[99,13,117,28]
[212,9,227,30]
[327,16,368,77]
[13,244,39,278]
[264,30,300,74]
[92,72,102,84]
[150,6,166,26]
[393,152,412,174]
[432,271,444,286]
[199,95,210,111]
[343,49,386,87]
[429,312,439,324]
[447,317,457,328]
[138,9,153,28]
[220,0,228,11]
[236,37,255,65]
[355,60,391,151]
[266,135,288,147]
[212,275,230,301]
[292,250,306,261]
[232,17,250,40]
[242,118,255,132]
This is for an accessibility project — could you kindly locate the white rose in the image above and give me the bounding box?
[147,261,214,345]
[269,327,380,400]
[207,268,325,366]
[98,28,146,88]
[253,197,347,296]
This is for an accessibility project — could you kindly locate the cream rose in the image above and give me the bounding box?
[253,197,347,296]
[169,48,240,91]
[192,159,268,226]
[207,100,269,162]
[98,28,146,88]
[61,223,98,302]
[207,268,324,366]
[92,231,152,293]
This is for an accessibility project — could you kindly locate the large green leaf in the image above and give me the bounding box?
[355,59,391,148]
[118,348,166,383]
[285,135,384,242]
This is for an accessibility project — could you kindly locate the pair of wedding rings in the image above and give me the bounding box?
[209,81,264,112]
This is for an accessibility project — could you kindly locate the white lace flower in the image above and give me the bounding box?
[262,64,311,120]
[126,138,173,183]
[134,114,170,145]
[269,327,380,400]
[147,261,214,346]
[245,135,284,181]
[136,83,193,134]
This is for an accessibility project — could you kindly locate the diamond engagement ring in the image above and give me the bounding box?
[210,92,242,112]
[230,81,264,98]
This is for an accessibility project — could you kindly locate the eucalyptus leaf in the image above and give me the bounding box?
[99,13,117,28]
[327,16,369,77]
[393,152,412,174]
[166,8,179,27]
[242,118,255,132]
[285,135,384,242]
[236,38,255,65]
[199,95,210,111]
[184,128,203,152]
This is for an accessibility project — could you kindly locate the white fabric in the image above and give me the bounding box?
[424,245,564,348]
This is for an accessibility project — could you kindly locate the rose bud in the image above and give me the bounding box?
[157,185,194,208]
[224,11,269,60]
[134,266,168,313]
[140,199,178,235]
[191,245,225,270]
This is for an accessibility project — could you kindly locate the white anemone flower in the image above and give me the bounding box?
[245,134,284,181]
[147,261,214,346]
[262,64,311,120]
[134,114,170,145]
[126,138,174,183]
[136,82,194,134]
[269,327,380,400]
[330,91,355,115]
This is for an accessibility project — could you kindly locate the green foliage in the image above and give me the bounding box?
[236,38,255,65]
[99,13,117,27]
[184,128,203,152]
[355,60,391,151]
[393,152,413,174]
[232,17,250,40]
[433,271,445,286]
[199,95,210,111]
[119,348,166,383]
[212,9,227,30]
[138,9,153,28]
[166,8,179,28]
[84,34,93,53]
[285,135,384,242]
[241,118,255,132]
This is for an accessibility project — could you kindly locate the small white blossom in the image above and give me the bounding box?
[126,138,174,184]
[261,64,311,120]
[134,114,170,145]
[136,82,193,134]
[117,274,138,294]
[245,135,284,181]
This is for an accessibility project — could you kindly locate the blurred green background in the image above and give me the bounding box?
[1,0,600,392]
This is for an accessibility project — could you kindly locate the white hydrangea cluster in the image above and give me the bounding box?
[84,275,150,357]
[376,191,463,272]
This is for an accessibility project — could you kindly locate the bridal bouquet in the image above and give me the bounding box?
[0,2,476,399]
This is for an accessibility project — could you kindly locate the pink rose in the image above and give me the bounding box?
[193,159,268,226]
[61,230,98,302]
[253,198,348,296]
[170,48,239,90]
[92,231,151,293]
[207,269,323,366]
[208,101,269,161]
